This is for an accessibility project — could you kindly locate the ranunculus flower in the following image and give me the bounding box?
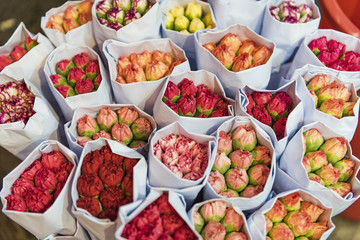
[85,59,100,80]
[334,159,355,182]
[308,173,325,185]
[309,89,318,107]
[248,164,270,186]
[265,200,287,222]
[212,44,236,70]
[208,170,227,194]
[306,150,328,172]
[279,192,303,211]
[41,150,67,172]
[273,117,288,140]
[162,146,179,166]
[302,156,311,173]
[229,149,252,170]
[11,178,34,197]
[158,133,177,150]
[252,46,271,65]
[178,78,197,96]
[56,59,74,77]
[232,52,253,72]
[193,211,205,233]
[343,102,356,116]
[117,107,139,126]
[145,60,169,81]
[201,221,226,240]
[252,145,272,166]
[0,55,13,71]
[25,37,38,51]
[330,182,352,198]
[77,114,100,138]
[34,168,57,192]
[219,189,239,198]
[225,232,247,240]
[320,137,347,164]
[130,50,152,69]
[232,124,257,152]
[165,100,178,113]
[225,167,249,192]
[99,185,124,209]
[219,33,242,54]
[6,193,27,212]
[177,94,196,117]
[20,159,43,181]
[56,84,75,98]
[239,185,264,198]
[121,174,133,196]
[203,42,217,52]
[24,186,53,213]
[98,161,125,187]
[152,50,173,67]
[300,201,325,222]
[63,18,80,33]
[196,89,218,117]
[200,201,227,223]
[97,107,118,132]
[268,222,294,240]
[111,123,133,145]
[218,131,232,156]
[73,52,90,70]
[77,173,104,197]
[75,78,94,94]
[98,208,118,221]
[213,152,231,174]
[93,130,112,140]
[221,207,244,232]
[315,163,341,186]
[308,36,328,55]
[253,105,272,126]
[10,46,26,62]
[163,81,180,103]
[50,74,67,88]
[284,211,313,237]
[131,117,152,141]
[76,196,102,217]
[303,129,324,153]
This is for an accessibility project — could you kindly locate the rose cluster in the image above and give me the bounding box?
[306,74,354,118]
[0,81,35,124]
[162,78,230,118]
[208,125,272,198]
[153,134,209,181]
[46,0,93,33]
[202,33,272,71]
[50,52,101,98]
[121,192,197,240]
[308,36,360,71]
[76,145,138,221]
[192,201,248,240]
[269,1,314,24]
[0,37,38,71]
[116,50,184,84]
[246,91,293,140]
[96,0,154,31]
[264,192,329,240]
[302,129,355,198]
[5,151,73,213]
[165,1,215,34]
[76,106,153,149]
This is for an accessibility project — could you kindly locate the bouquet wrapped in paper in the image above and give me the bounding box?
[44,220,90,240]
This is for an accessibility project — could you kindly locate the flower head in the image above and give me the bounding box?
[56,59,74,77]
[145,60,169,81]
[306,150,328,172]
[178,94,196,117]
[219,33,242,54]
[85,59,100,80]
[265,200,287,222]
[77,114,100,138]
[330,182,352,198]
[268,222,294,240]
[308,36,328,55]
[130,50,152,69]
[315,163,341,186]
[300,201,325,222]
[163,81,180,103]
[99,161,125,187]
[334,159,355,182]
[56,84,76,98]
[24,186,53,213]
[77,173,103,197]
[203,42,216,52]
[6,193,27,212]
[131,117,152,141]
[208,170,227,194]
[124,8,141,25]
[279,192,303,211]
[117,107,139,126]
[21,159,43,181]
[111,123,133,145]
[25,37,38,51]
[239,185,264,198]
[67,67,85,87]
[252,145,272,166]
[196,89,218,117]
[63,18,80,33]
[252,46,271,65]
[229,149,252,170]
[178,78,197,96]
[248,164,270,186]
[10,46,26,62]
[283,211,313,237]
[221,207,244,232]
[231,124,257,151]
[213,152,231,174]
[225,167,249,192]
[320,137,347,164]
[76,196,102,217]
[232,53,253,72]
[41,150,67,172]
[212,44,236,70]
[99,185,125,209]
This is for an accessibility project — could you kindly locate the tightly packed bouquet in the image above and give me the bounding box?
[269,0,316,23]
[277,121,360,215]
[203,117,276,212]
[247,189,334,240]
[41,1,96,47]
[189,199,252,240]
[71,138,147,239]
[103,38,190,114]
[0,141,77,239]
[154,70,234,135]
[195,24,275,98]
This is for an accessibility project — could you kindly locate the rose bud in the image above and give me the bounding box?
[342,101,355,116]
[305,150,328,172]
[213,152,231,174]
[99,185,124,209]
[218,131,233,156]
[11,178,34,197]
[229,149,252,170]
[96,0,112,18]
[107,7,125,25]
[308,36,328,56]
[77,173,103,197]
[193,211,205,233]
[219,33,242,54]
[315,163,341,186]
[232,124,257,152]
[50,74,67,88]
[225,167,249,192]
[330,182,352,198]
[99,161,125,187]
[232,52,253,72]
[20,159,43,181]
[303,156,311,173]
[77,114,100,138]
[76,196,102,217]
[41,150,67,172]
[320,137,347,164]
[252,46,271,65]
[73,52,90,70]
[203,42,216,52]
[5,193,27,212]
[212,44,236,70]
[67,67,85,87]
[300,201,325,222]
[24,186,53,213]
[124,8,141,25]
[219,189,239,198]
[129,140,146,148]
[178,78,197,97]
[117,107,139,126]
[85,59,100,80]
[303,128,324,153]
[63,18,80,33]
[56,59,74,77]
[268,222,294,240]
[239,184,264,198]
[111,123,133,145]
[265,200,288,222]
[57,84,75,98]
[163,81,180,103]
[24,37,38,51]
[10,46,26,62]
[200,201,227,222]
[208,170,227,194]
[334,159,355,182]
[308,173,325,185]
[131,117,152,141]
[188,18,205,33]
[279,192,303,211]
[178,94,196,117]
[0,55,13,71]
[129,51,152,69]
[284,211,313,237]
[196,90,218,117]
[159,133,177,150]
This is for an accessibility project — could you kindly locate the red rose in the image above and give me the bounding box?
[121,174,133,197]
[98,161,125,187]
[162,212,185,234]
[77,173,103,197]
[41,150,67,172]
[11,178,34,197]
[173,225,198,240]
[76,196,102,217]
[24,186,53,213]
[55,161,74,183]
[99,185,125,209]
[6,193,27,212]
[98,208,118,221]
[20,159,43,181]
[81,150,104,174]
[123,157,139,174]
[34,168,58,192]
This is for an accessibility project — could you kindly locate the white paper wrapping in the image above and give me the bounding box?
[0,75,59,160]
[102,38,190,114]
[188,198,252,239]
[207,0,269,33]
[247,189,335,240]
[92,0,161,51]
[64,103,157,158]
[148,121,216,206]
[260,0,320,66]
[0,140,78,239]
[160,0,218,69]
[194,24,275,99]
[235,80,304,158]
[153,70,235,135]
[44,219,90,240]
[290,64,359,140]
[44,43,112,121]
[40,1,96,48]
[287,29,360,83]
[277,121,360,216]
[115,188,201,240]
[202,116,276,212]
[71,138,147,240]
